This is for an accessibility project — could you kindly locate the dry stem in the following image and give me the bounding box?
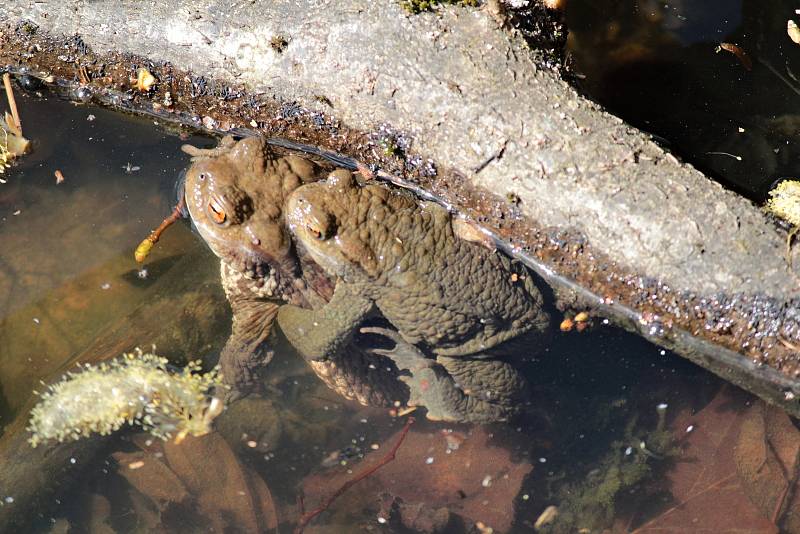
[2,73,22,136]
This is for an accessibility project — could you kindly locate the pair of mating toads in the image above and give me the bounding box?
[182,136,551,423]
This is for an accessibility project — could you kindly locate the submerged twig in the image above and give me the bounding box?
[2,73,22,136]
[134,195,186,262]
[759,58,800,99]
[294,417,415,533]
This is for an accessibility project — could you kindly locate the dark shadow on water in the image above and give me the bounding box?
[566,0,800,200]
[119,253,187,288]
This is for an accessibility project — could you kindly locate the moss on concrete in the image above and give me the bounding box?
[399,0,479,14]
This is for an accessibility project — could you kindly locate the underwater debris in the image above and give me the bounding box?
[789,20,800,45]
[27,349,224,447]
[765,179,800,263]
[715,42,752,71]
[534,505,559,530]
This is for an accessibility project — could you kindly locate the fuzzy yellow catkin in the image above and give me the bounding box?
[27,349,224,448]
[766,180,800,227]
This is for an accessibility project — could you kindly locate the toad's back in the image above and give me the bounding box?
[288,178,549,356]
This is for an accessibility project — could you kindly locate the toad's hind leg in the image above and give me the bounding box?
[362,327,526,423]
[308,343,409,407]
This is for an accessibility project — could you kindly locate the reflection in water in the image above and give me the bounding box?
[567,0,800,199]
[0,84,789,532]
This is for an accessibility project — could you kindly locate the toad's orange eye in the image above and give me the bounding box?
[207,201,227,224]
[307,225,323,240]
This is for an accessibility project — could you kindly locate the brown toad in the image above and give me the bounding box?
[181,136,405,406]
[281,171,551,422]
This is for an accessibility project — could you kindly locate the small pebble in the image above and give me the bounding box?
[70,458,76,464]
[625,446,633,456]
[246,440,257,448]
[128,460,145,470]
[370,443,380,450]
[100,283,111,290]
[32,318,40,324]
[12,210,20,216]
[4,496,13,504]
[657,403,668,410]
[686,425,694,433]
[481,475,492,487]
[377,516,387,524]
[87,114,96,121]
[538,457,547,463]
[137,268,148,279]
[425,457,434,465]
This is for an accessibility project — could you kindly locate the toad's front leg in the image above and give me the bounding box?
[218,261,281,395]
[277,282,374,361]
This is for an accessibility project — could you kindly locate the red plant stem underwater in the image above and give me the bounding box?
[295,417,415,533]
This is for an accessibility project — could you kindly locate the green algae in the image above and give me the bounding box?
[541,407,677,533]
[400,0,480,14]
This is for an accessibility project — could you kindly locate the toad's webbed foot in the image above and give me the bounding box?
[218,338,274,401]
[361,327,521,423]
[360,326,434,372]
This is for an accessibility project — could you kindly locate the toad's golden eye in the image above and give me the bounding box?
[207,200,227,224]
[307,225,323,240]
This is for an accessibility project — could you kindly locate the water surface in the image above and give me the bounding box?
[0,80,783,533]
[567,0,800,199]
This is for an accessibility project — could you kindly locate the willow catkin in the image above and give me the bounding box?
[767,180,800,227]
[28,349,224,447]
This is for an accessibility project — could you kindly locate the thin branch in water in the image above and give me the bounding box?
[706,151,742,161]
[758,58,800,99]
[294,417,415,534]
[2,73,22,136]
[134,195,186,262]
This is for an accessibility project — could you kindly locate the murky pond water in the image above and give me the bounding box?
[567,0,800,200]
[0,81,790,532]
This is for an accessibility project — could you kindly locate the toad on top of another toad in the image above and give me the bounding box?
[280,170,551,422]
[181,136,406,407]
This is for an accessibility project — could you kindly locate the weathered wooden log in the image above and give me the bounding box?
[1,1,799,417]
